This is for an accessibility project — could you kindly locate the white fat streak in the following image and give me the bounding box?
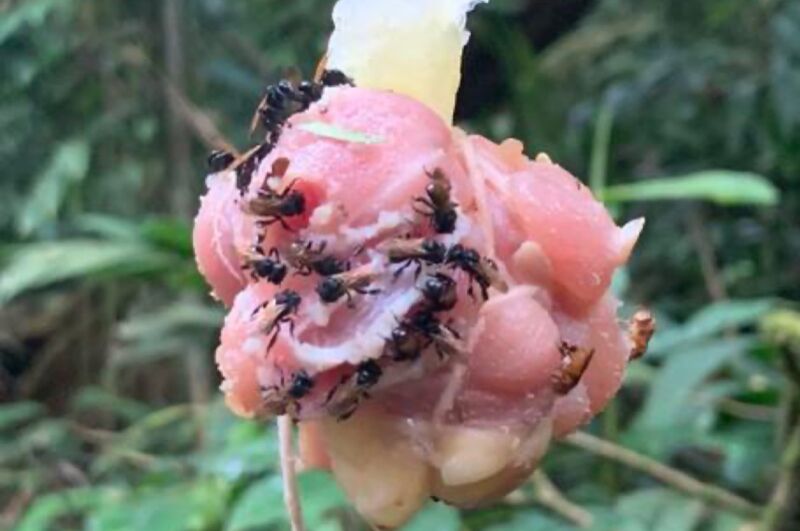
[291,285,422,371]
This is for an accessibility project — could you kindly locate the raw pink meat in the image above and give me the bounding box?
[193,85,644,514]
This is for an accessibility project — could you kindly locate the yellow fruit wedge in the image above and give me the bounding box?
[326,0,488,123]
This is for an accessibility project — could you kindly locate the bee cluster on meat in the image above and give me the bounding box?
[205,69,603,421]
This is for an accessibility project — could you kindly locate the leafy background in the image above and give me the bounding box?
[1,0,800,529]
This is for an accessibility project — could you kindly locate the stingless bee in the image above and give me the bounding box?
[419,272,458,312]
[231,142,275,195]
[414,168,458,234]
[551,341,595,395]
[241,246,288,285]
[383,237,447,278]
[244,180,306,231]
[445,244,508,300]
[628,309,656,360]
[207,150,235,173]
[386,311,461,362]
[285,240,349,277]
[316,266,381,306]
[261,369,315,417]
[325,359,383,420]
[253,289,303,350]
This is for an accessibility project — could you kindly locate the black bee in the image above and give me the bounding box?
[233,142,275,194]
[414,168,458,234]
[286,240,349,277]
[445,244,508,300]
[244,180,306,231]
[316,266,381,306]
[253,289,303,350]
[419,273,458,312]
[319,69,354,87]
[326,359,383,420]
[552,342,595,395]
[288,370,315,400]
[250,80,302,138]
[386,312,438,361]
[242,247,288,285]
[207,150,235,173]
[384,237,447,278]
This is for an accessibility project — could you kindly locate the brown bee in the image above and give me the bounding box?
[325,359,383,420]
[445,244,508,300]
[285,240,349,277]
[261,368,315,417]
[414,168,459,234]
[383,237,448,278]
[552,341,595,395]
[243,180,306,231]
[386,311,462,362]
[316,265,381,306]
[419,272,458,312]
[252,290,303,350]
[628,309,656,360]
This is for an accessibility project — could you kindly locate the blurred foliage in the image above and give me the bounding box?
[1,0,798,529]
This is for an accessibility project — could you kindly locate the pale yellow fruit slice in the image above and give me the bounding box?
[326,0,488,122]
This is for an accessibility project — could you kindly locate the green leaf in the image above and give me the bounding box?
[226,471,346,531]
[139,217,194,256]
[616,489,704,531]
[403,503,461,531]
[297,121,384,144]
[17,486,125,531]
[87,480,229,531]
[70,387,151,424]
[225,475,286,531]
[649,299,774,357]
[601,171,779,206]
[16,139,91,237]
[633,337,754,432]
[0,0,67,46]
[0,401,44,432]
[0,239,175,304]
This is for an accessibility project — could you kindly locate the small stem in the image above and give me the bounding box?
[278,416,305,531]
[563,431,761,518]
[531,471,593,528]
[759,422,800,531]
[687,207,727,302]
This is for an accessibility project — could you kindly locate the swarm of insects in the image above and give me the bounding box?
[414,168,459,234]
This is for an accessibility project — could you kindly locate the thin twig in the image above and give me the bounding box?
[278,416,305,531]
[531,470,593,528]
[563,431,761,518]
[687,207,728,302]
[759,422,800,530]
